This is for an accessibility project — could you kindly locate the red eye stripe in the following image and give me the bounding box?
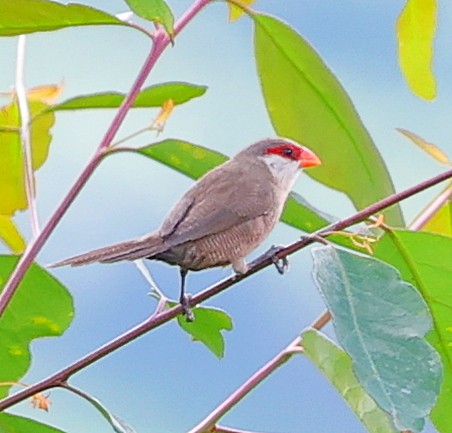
[265,144,303,161]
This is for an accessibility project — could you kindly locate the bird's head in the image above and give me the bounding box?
[237,137,321,182]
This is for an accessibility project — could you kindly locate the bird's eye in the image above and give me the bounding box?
[282,147,293,156]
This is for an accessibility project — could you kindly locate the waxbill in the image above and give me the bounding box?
[51,138,321,318]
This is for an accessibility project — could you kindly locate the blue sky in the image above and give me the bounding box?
[0,1,451,432]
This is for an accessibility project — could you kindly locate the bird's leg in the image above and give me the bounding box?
[179,268,194,322]
[248,245,289,275]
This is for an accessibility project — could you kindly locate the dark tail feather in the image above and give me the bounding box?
[48,233,164,268]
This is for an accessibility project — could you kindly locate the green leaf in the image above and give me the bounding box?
[254,14,404,226]
[0,256,74,398]
[302,329,398,433]
[0,412,66,433]
[0,216,26,254]
[0,0,124,36]
[130,139,228,178]
[397,0,437,100]
[177,305,233,358]
[50,82,207,112]
[0,100,55,215]
[285,191,336,232]
[124,0,174,35]
[312,245,442,432]
[372,231,452,433]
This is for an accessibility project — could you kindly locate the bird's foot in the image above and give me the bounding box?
[300,233,328,245]
[180,294,195,322]
[249,245,289,275]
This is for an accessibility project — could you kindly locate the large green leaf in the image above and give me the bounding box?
[0,413,66,433]
[0,100,55,215]
[124,0,174,35]
[50,82,207,112]
[0,256,74,398]
[254,14,404,226]
[176,305,233,358]
[302,329,397,433]
[397,0,437,100]
[114,138,334,234]
[312,245,442,432]
[373,231,452,433]
[0,0,124,36]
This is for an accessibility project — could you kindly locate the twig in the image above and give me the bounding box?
[188,335,302,433]
[15,35,40,238]
[187,309,332,432]
[0,0,212,318]
[214,426,267,433]
[0,168,450,411]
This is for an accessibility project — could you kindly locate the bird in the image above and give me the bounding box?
[50,138,321,319]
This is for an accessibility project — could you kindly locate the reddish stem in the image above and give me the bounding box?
[0,168,450,411]
[0,0,212,317]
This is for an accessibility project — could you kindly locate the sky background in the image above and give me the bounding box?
[1,1,451,432]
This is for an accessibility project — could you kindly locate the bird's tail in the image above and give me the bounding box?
[48,232,164,267]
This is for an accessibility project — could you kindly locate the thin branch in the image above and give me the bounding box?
[188,336,302,433]
[0,0,212,318]
[0,168,450,411]
[214,426,267,433]
[310,309,331,331]
[188,307,331,432]
[15,35,40,238]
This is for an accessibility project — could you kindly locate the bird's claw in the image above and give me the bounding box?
[249,245,289,275]
[272,254,289,275]
[180,294,195,322]
[301,233,328,245]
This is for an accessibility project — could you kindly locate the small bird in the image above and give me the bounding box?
[51,138,321,318]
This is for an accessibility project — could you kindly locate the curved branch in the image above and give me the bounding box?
[0,0,212,318]
[0,167,450,411]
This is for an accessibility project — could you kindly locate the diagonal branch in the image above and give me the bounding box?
[0,167,450,411]
[0,0,212,318]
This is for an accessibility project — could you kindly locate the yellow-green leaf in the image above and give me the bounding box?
[228,0,255,22]
[397,128,450,165]
[0,100,55,215]
[254,14,404,226]
[0,216,26,253]
[422,195,452,236]
[397,0,437,100]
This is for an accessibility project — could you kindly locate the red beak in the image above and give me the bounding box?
[300,147,321,168]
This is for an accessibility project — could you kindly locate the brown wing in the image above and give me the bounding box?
[159,159,276,248]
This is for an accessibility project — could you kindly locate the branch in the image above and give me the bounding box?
[0,0,212,318]
[188,307,332,432]
[0,168,450,411]
[188,336,302,433]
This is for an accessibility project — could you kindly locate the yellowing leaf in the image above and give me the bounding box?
[228,0,255,22]
[0,100,55,215]
[26,82,64,104]
[0,215,26,253]
[397,0,437,100]
[397,128,450,164]
[31,392,51,412]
